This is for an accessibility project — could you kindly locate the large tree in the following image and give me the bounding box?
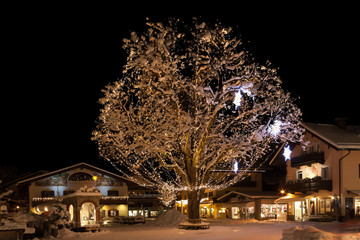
[92,19,303,223]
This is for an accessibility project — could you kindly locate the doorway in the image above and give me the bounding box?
[80,202,96,226]
[294,201,305,221]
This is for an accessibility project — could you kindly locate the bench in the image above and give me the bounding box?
[179,222,210,230]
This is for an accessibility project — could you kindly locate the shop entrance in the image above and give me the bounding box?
[355,197,360,216]
[294,201,305,221]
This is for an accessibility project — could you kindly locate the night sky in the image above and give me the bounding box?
[3,6,359,176]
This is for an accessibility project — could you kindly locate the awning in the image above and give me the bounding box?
[347,190,360,196]
[275,193,310,203]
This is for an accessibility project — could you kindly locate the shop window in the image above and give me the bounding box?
[319,199,325,214]
[108,190,119,196]
[108,209,119,217]
[41,190,54,197]
[325,199,331,212]
[355,198,360,216]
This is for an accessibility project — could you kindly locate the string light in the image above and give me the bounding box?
[92,19,304,204]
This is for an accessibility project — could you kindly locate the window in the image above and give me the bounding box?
[108,209,119,217]
[108,190,119,196]
[68,172,93,181]
[319,199,325,214]
[63,190,75,195]
[297,170,303,180]
[41,190,54,197]
[325,199,331,212]
[321,167,329,180]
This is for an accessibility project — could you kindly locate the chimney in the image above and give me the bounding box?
[334,118,348,129]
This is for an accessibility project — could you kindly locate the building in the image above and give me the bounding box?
[11,162,162,229]
[177,169,285,221]
[275,123,360,221]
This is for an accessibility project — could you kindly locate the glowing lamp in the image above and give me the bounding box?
[92,175,98,181]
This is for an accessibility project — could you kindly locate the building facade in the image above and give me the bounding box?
[276,123,360,221]
[14,163,138,229]
[176,172,284,220]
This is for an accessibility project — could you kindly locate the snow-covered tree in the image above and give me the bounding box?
[48,203,71,228]
[92,19,303,223]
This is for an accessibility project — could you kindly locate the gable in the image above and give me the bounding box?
[17,162,136,187]
[302,123,360,150]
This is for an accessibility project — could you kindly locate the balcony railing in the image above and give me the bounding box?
[291,152,325,167]
[285,178,332,193]
[100,196,128,205]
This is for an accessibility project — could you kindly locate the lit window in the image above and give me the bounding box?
[297,170,303,180]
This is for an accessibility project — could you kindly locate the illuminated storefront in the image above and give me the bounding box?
[355,197,360,216]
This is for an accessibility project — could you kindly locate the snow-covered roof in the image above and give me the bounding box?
[302,123,360,150]
[217,191,281,201]
[16,162,137,186]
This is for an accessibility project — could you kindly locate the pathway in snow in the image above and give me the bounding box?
[50,218,359,240]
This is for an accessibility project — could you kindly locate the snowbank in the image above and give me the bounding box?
[146,209,186,227]
[282,226,360,240]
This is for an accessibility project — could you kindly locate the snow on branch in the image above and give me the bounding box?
[92,18,304,193]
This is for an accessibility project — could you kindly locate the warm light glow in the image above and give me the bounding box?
[92,175,98,181]
[283,145,292,161]
[280,190,285,194]
[44,206,48,212]
[16,206,20,209]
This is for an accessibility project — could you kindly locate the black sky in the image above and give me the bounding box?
[3,5,359,174]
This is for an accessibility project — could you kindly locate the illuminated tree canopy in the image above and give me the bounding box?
[92,19,303,221]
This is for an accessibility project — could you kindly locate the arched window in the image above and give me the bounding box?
[68,172,93,181]
[68,204,74,222]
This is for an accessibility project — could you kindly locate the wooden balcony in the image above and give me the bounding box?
[100,196,128,205]
[291,152,325,167]
[285,178,332,193]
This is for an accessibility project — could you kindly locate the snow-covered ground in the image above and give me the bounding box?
[49,219,359,240]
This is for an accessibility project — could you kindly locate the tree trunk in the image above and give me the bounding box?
[187,190,202,223]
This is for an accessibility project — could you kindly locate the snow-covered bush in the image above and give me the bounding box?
[48,203,71,228]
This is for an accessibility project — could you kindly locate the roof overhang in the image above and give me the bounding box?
[301,123,360,150]
[16,162,137,186]
[275,193,310,203]
[217,191,280,202]
[347,190,360,196]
